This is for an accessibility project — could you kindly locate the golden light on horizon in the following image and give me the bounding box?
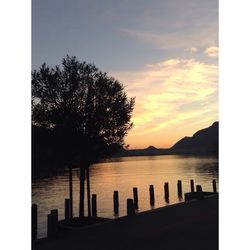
[112,56,218,149]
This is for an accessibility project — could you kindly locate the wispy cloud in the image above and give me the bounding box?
[121,24,217,50]
[112,58,218,148]
[205,46,219,57]
[185,47,198,53]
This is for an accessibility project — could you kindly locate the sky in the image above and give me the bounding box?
[32,0,218,149]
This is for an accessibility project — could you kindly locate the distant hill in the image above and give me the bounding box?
[169,121,218,154]
[114,146,168,157]
[114,122,218,157]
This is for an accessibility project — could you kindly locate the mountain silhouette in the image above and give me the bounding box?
[169,122,218,154]
[115,122,218,157]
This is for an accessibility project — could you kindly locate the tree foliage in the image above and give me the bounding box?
[32,56,135,166]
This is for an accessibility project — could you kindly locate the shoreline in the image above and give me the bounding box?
[33,194,218,250]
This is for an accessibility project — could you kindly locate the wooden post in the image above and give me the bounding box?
[86,166,91,217]
[51,209,58,225]
[47,213,52,238]
[52,209,58,236]
[177,180,182,197]
[127,199,135,216]
[79,167,85,218]
[164,182,169,201]
[47,209,58,237]
[196,185,204,199]
[133,187,138,209]
[149,185,155,206]
[64,198,70,220]
[113,191,119,215]
[47,210,58,238]
[32,204,37,241]
[196,185,203,193]
[69,166,73,219]
[212,179,217,193]
[92,194,97,217]
[190,179,195,193]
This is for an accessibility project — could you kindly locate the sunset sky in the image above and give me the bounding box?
[32,0,218,149]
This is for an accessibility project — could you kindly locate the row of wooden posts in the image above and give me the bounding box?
[32,179,217,240]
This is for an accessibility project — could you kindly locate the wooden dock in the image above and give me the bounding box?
[33,194,218,250]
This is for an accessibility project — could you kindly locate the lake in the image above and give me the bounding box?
[32,155,218,238]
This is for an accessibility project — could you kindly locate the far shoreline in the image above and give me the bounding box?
[32,152,218,181]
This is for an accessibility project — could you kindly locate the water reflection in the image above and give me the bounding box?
[32,155,218,238]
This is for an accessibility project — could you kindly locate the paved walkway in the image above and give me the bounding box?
[34,195,218,250]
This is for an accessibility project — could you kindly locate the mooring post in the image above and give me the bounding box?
[190,179,195,193]
[65,198,70,220]
[51,209,58,230]
[47,209,58,238]
[32,204,37,241]
[92,194,97,217]
[212,179,217,193]
[127,198,135,216]
[133,187,138,209]
[47,213,52,238]
[177,180,182,197]
[47,210,58,238]
[51,209,58,221]
[69,166,73,219]
[196,185,204,199]
[164,182,169,201]
[149,185,155,206]
[79,167,85,218]
[113,191,119,215]
[196,185,203,192]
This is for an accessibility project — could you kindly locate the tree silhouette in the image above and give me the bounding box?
[32,55,135,217]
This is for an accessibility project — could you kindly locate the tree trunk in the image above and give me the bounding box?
[79,166,85,218]
[86,166,91,217]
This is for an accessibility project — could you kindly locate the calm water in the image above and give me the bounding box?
[32,155,218,238]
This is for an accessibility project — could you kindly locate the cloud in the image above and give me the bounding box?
[185,47,198,53]
[121,25,217,50]
[112,58,218,148]
[205,46,218,57]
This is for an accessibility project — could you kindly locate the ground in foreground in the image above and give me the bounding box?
[34,195,218,250]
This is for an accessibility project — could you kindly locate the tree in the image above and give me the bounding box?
[32,55,135,217]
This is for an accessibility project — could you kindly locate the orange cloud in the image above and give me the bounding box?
[185,47,198,53]
[112,58,218,148]
[205,46,219,57]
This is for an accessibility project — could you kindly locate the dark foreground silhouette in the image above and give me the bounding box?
[32,55,134,178]
[33,195,218,250]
